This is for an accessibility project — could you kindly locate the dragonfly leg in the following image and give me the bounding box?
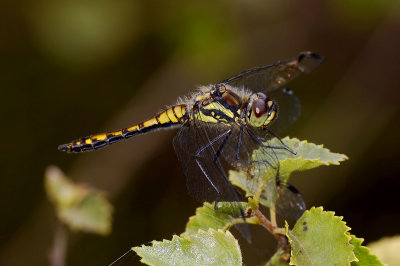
[194,130,232,208]
[194,159,221,208]
[246,127,286,197]
[212,129,244,213]
[194,128,243,214]
[212,157,246,219]
[213,129,233,164]
[235,127,244,163]
[212,129,233,208]
[194,127,251,241]
[250,159,277,170]
[263,127,296,155]
[247,127,293,153]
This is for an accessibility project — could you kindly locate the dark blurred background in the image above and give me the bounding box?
[1,0,399,265]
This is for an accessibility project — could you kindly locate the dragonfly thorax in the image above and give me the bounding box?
[192,85,245,125]
[247,92,277,128]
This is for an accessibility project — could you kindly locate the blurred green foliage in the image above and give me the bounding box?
[45,166,113,235]
[30,0,142,68]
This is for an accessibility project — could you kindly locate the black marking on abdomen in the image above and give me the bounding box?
[107,135,124,144]
[122,129,139,139]
[93,141,108,150]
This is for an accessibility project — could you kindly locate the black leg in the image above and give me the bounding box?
[263,127,296,155]
[236,127,243,162]
[195,128,243,217]
[246,127,286,200]
[246,127,294,155]
[194,130,232,206]
[214,129,233,163]
[210,131,246,220]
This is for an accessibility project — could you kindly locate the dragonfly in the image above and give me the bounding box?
[59,51,323,224]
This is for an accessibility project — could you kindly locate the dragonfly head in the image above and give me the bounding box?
[248,92,277,128]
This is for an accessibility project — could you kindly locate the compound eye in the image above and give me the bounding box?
[252,98,267,118]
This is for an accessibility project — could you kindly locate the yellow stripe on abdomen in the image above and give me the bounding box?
[58,105,188,153]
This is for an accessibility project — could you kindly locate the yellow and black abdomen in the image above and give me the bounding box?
[58,105,188,153]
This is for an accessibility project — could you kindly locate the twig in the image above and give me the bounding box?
[48,220,67,266]
[254,208,276,234]
[254,208,290,250]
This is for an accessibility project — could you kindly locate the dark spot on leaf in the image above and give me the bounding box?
[303,226,308,231]
[302,221,307,226]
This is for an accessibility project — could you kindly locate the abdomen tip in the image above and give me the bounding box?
[58,144,69,152]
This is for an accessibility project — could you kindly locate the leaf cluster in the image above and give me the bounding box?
[130,138,384,265]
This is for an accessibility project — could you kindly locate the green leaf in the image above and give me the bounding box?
[267,137,348,179]
[286,207,357,265]
[230,137,348,207]
[350,234,383,266]
[134,229,242,266]
[182,202,255,237]
[368,235,400,265]
[44,166,113,235]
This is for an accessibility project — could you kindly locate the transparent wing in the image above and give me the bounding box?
[173,120,243,204]
[173,115,305,223]
[274,184,306,221]
[219,51,323,93]
[242,126,306,221]
[267,87,301,134]
[173,119,252,241]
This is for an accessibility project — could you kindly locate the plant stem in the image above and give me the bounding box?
[270,205,277,227]
[254,208,277,234]
[49,220,67,266]
[254,208,290,249]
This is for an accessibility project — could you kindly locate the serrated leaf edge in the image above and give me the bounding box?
[133,229,240,266]
[349,234,385,266]
[286,206,358,265]
[281,137,349,165]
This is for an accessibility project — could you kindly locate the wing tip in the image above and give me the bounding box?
[298,51,325,73]
[299,51,324,60]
